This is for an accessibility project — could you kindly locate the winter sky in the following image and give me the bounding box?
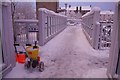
[59,0,117,11]
[59,2,116,11]
[11,0,116,11]
[59,0,118,2]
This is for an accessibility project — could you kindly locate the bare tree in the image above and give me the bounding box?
[14,2,36,19]
[11,2,18,42]
[11,2,36,43]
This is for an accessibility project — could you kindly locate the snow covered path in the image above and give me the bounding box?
[5,25,109,78]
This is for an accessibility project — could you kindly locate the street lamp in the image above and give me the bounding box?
[65,3,67,15]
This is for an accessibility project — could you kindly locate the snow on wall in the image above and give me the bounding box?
[38,8,67,18]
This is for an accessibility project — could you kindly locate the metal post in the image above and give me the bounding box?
[38,8,45,46]
[107,2,119,78]
[92,7,101,49]
[1,2,15,76]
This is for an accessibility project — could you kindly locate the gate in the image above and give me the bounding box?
[14,20,39,45]
[14,8,67,46]
[99,21,113,49]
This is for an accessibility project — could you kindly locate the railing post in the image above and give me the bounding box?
[38,8,67,46]
[1,2,16,76]
[26,23,29,45]
[38,9,45,46]
[94,22,101,49]
[92,7,101,49]
[107,2,120,78]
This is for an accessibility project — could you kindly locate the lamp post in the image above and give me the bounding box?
[65,3,67,15]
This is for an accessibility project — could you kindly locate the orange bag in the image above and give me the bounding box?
[17,53,25,63]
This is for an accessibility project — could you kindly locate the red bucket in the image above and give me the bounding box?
[16,53,25,63]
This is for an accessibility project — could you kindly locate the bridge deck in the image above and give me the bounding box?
[5,24,109,78]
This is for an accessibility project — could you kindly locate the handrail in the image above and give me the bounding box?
[14,19,38,23]
[38,8,67,46]
[14,8,67,46]
[82,7,113,50]
[14,19,39,45]
[82,7,101,49]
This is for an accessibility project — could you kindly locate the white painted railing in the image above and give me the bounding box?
[82,7,101,49]
[14,8,67,46]
[82,7,113,50]
[14,19,39,45]
[38,8,67,46]
[99,21,113,49]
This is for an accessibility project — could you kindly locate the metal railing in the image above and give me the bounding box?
[82,7,113,50]
[99,21,113,49]
[14,8,67,46]
[14,19,39,45]
[82,12,94,42]
[82,7,101,49]
[38,8,67,46]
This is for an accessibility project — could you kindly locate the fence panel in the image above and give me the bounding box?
[38,8,67,46]
[14,20,38,45]
[82,7,101,49]
[99,21,113,49]
[14,9,67,46]
[82,7,113,50]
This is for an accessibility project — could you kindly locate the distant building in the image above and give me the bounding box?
[60,6,81,19]
[100,11,114,22]
[59,6,91,19]
[36,0,59,18]
[80,6,91,15]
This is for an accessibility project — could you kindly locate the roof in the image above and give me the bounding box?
[100,11,114,14]
[61,6,76,10]
[60,6,91,11]
[81,6,91,11]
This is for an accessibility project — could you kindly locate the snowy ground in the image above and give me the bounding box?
[5,24,109,78]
